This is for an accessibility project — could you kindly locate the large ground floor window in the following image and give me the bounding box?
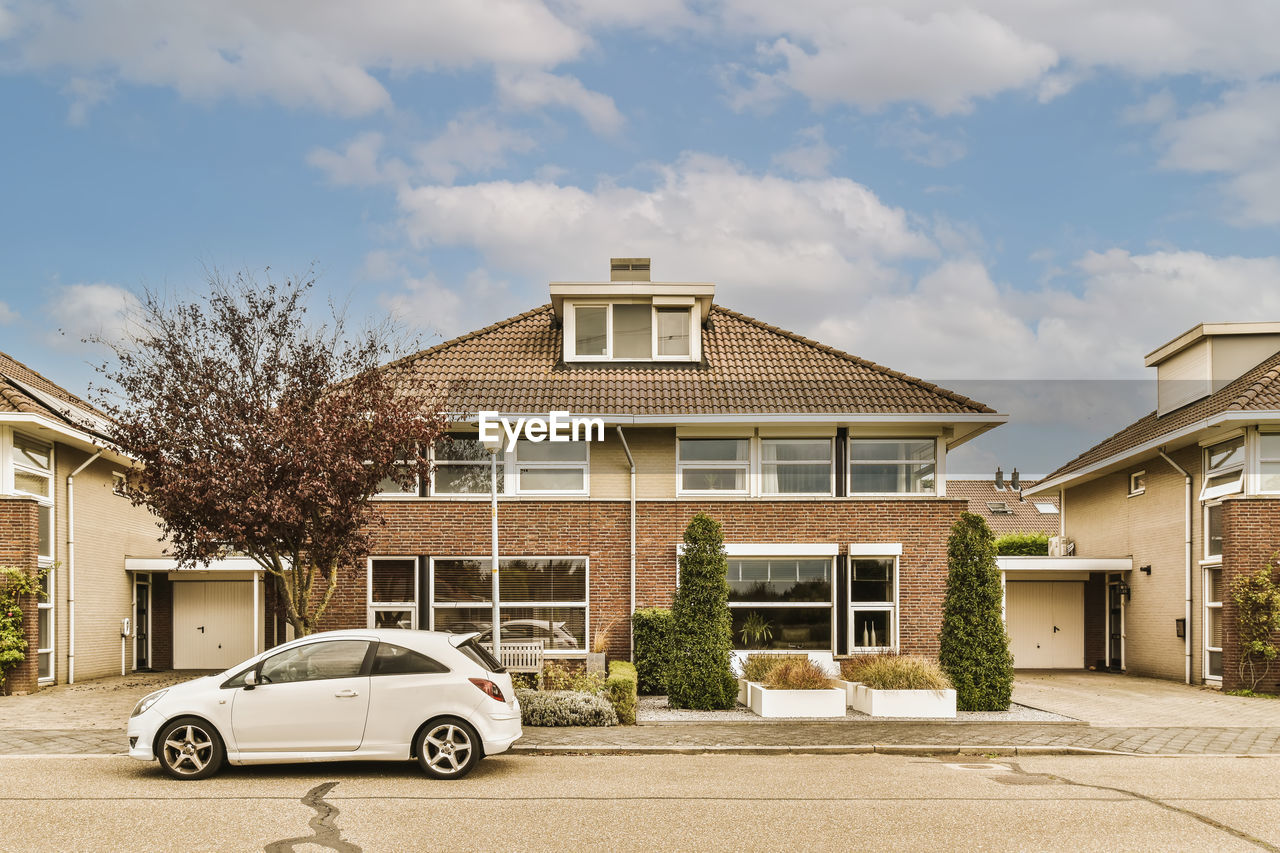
[429,557,588,652]
[849,556,897,653]
[728,557,834,651]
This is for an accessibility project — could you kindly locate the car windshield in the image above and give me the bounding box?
[457,638,505,673]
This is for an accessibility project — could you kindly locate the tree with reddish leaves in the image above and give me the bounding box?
[92,270,449,637]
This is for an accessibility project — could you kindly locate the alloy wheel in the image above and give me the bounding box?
[423,723,473,776]
[162,724,216,776]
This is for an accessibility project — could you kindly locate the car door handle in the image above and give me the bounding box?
[334,689,359,698]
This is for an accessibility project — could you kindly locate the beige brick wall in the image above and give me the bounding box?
[589,427,677,500]
[52,444,167,683]
[1063,444,1204,682]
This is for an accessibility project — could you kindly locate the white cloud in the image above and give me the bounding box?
[772,125,836,177]
[717,1,1280,113]
[878,112,967,167]
[307,131,408,187]
[380,268,512,340]
[494,70,623,135]
[46,283,141,349]
[1151,82,1280,224]
[61,76,112,125]
[414,113,537,183]
[0,301,17,324]
[4,0,587,116]
[394,153,935,307]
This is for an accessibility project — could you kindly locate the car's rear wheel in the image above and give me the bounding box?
[156,717,225,780]
[415,718,480,779]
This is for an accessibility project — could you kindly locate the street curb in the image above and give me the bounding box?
[508,744,1130,757]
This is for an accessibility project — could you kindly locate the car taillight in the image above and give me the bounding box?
[469,677,505,702]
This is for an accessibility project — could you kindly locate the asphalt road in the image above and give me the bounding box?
[1,753,1278,852]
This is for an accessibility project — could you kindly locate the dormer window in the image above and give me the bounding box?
[566,301,697,362]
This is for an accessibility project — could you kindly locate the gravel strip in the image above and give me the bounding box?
[638,695,1075,723]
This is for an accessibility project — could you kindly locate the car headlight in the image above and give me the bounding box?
[131,689,168,718]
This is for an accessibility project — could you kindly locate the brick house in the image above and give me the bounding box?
[948,474,1060,536]
[289,259,1007,669]
[1026,322,1280,691]
[0,353,170,692]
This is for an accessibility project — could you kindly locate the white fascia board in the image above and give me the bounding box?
[675,543,839,557]
[848,543,903,556]
[447,411,1007,426]
[126,556,268,573]
[0,413,111,453]
[996,556,1132,573]
[1026,409,1280,496]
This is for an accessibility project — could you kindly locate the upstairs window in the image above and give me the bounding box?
[12,432,53,560]
[1201,435,1244,501]
[848,439,936,495]
[677,438,749,494]
[432,436,497,496]
[1261,432,1280,493]
[515,439,588,494]
[567,302,695,362]
[761,438,833,495]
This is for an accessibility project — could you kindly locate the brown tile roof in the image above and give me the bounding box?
[0,352,111,436]
[1039,349,1280,486]
[947,479,1060,535]
[380,304,997,416]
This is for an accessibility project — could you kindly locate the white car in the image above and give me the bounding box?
[127,629,521,780]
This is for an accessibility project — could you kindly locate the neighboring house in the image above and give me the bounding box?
[277,258,1008,670]
[948,472,1060,536]
[0,353,173,692]
[1027,322,1280,691]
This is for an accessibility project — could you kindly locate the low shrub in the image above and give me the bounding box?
[605,660,638,725]
[510,672,539,690]
[741,653,807,683]
[839,652,898,682]
[541,660,606,695]
[633,608,675,695]
[994,532,1050,556]
[851,655,952,692]
[761,657,834,690]
[516,689,618,727]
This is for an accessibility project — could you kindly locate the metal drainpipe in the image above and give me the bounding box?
[615,426,636,660]
[1159,449,1193,684]
[67,449,104,684]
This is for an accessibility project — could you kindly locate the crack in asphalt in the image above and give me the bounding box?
[263,781,361,853]
[1003,762,1280,852]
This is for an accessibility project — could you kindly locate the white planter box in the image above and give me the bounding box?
[852,684,956,718]
[834,679,861,707]
[737,678,749,706]
[747,682,846,718]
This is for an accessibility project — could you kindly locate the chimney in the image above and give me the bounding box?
[1011,468,1021,492]
[610,257,651,282]
[994,467,1004,491]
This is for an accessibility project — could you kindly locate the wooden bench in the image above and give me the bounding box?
[481,640,545,686]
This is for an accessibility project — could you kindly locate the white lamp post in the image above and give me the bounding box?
[478,432,504,660]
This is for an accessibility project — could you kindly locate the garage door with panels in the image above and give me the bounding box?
[1005,581,1084,669]
[173,581,259,670]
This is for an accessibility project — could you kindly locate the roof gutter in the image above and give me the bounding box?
[1158,449,1193,685]
[67,449,103,684]
[615,426,636,661]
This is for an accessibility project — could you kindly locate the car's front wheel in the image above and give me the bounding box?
[415,718,480,779]
[156,717,225,780]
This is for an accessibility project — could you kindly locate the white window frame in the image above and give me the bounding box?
[725,554,837,653]
[1204,565,1223,682]
[428,556,590,656]
[1203,501,1224,561]
[367,556,419,629]
[676,437,750,496]
[429,434,498,497]
[1259,430,1280,494]
[372,461,419,499]
[11,431,54,562]
[759,437,835,497]
[847,438,939,497]
[565,300,698,363]
[1201,435,1245,501]
[514,440,590,496]
[1128,470,1146,496]
[848,552,899,654]
[37,563,54,683]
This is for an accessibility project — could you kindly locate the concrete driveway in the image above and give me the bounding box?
[1014,671,1280,727]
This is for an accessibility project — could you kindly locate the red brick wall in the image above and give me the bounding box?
[0,497,40,694]
[286,498,965,661]
[149,575,173,670]
[1220,497,1280,693]
[1084,573,1107,670]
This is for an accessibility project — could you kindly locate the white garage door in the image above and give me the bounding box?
[1006,581,1084,669]
[173,582,256,669]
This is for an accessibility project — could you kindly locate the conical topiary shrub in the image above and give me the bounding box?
[666,512,738,710]
[938,512,1014,711]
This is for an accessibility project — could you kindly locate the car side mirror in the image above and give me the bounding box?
[243,670,258,689]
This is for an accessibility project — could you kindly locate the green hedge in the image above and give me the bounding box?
[516,689,618,726]
[633,607,675,695]
[994,532,1050,556]
[605,660,638,725]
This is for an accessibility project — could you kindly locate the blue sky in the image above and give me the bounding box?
[3,2,1280,474]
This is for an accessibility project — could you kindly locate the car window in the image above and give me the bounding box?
[371,643,449,676]
[457,638,505,673]
[259,640,370,684]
